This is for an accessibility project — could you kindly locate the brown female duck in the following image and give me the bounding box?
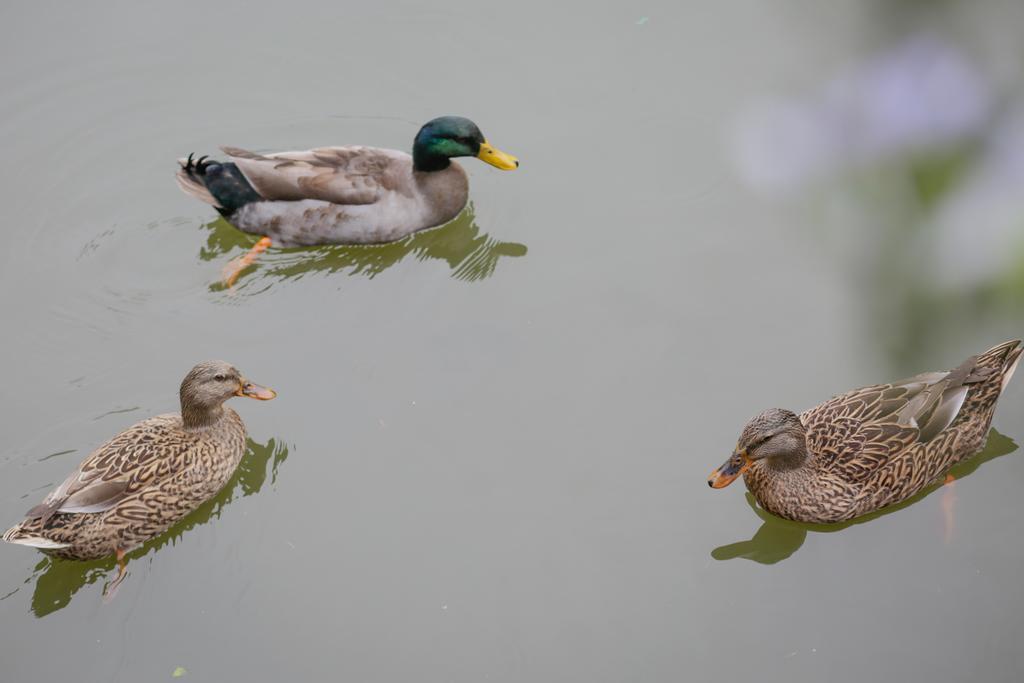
[708,340,1021,523]
[3,361,275,587]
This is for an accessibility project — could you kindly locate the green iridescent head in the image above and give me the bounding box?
[412,116,519,172]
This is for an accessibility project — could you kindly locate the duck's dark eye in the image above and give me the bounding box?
[214,374,227,381]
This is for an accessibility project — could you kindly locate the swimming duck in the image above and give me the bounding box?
[3,361,275,588]
[176,116,519,285]
[708,340,1021,523]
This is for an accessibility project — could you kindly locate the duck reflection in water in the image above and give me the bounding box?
[199,203,527,289]
[2,438,288,618]
[711,429,1017,564]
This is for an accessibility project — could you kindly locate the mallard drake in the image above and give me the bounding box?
[708,340,1021,523]
[3,361,275,588]
[176,116,519,285]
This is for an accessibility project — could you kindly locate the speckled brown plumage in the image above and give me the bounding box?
[3,361,274,561]
[6,412,246,560]
[710,340,1021,523]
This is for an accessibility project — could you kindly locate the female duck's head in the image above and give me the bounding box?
[707,408,808,488]
[180,360,276,428]
[413,116,519,172]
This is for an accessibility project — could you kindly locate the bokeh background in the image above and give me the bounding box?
[1,1,1023,681]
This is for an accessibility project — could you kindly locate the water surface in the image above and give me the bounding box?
[2,2,1024,682]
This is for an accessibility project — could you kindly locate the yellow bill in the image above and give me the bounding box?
[477,141,519,170]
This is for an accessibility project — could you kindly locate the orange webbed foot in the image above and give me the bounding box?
[103,548,129,602]
[222,236,272,288]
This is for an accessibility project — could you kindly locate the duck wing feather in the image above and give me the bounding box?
[222,145,410,205]
[800,355,990,483]
[24,415,193,523]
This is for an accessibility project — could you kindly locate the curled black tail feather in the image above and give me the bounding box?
[180,154,263,215]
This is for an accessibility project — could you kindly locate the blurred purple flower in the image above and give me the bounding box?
[930,103,1024,288]
[734,35,993,196]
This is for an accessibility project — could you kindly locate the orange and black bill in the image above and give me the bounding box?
[708,450,751,489]
[236,381,277,400]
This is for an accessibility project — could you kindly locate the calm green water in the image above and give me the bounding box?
[3,2,1024,681]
